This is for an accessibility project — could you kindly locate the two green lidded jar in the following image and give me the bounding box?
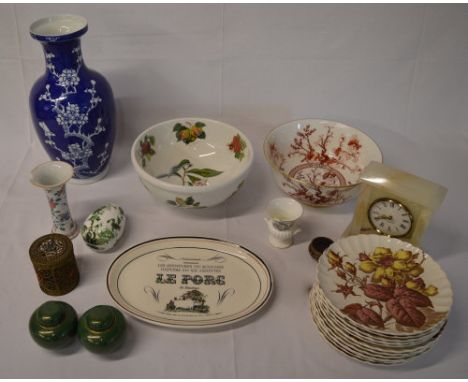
[30,302,126,353]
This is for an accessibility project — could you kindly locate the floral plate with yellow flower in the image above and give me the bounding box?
[313,284,446,345]
[309,285,445,366]
[317,234,453,336]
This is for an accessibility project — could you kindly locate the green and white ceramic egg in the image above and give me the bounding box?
[81,204,126,252]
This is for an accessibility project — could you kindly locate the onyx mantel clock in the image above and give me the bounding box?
[343,162,447,246]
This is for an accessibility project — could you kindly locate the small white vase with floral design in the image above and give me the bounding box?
[31,161,78,239]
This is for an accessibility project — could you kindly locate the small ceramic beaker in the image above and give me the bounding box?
[265,197,303,248]
[31,161,78,239]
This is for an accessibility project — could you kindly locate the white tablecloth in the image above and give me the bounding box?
[0,4,467,378]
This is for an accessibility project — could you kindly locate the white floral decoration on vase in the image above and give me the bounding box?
[37,47,109,178]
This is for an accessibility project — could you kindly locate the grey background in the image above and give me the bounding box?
[0,4,467,378]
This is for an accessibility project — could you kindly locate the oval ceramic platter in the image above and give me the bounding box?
[107,237,273,329]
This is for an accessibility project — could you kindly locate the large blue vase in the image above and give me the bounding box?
[29,15,115,184]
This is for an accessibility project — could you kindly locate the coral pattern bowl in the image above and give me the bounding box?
[131,118,253,208]
[264,119,382,207]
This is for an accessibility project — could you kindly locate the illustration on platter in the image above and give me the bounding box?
[166,290,209,313]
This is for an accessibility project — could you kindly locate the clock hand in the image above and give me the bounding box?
[374,215,393,221]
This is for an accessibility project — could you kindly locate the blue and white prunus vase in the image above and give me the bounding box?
[29,15,116,184]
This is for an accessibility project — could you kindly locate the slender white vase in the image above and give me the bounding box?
[30,161,78,239]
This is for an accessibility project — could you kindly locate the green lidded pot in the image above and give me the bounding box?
[78,305,126,353]
[29,301,78,349]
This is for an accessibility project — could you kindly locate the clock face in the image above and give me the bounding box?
[368,198,413,237]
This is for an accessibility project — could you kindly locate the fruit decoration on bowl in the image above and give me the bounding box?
[131,118,253,208]
[264,119,382,207]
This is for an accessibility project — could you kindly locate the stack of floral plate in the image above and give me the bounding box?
[310,234,453,366]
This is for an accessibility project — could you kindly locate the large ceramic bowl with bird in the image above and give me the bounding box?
[131,118,253,208]
[264,119,382,207]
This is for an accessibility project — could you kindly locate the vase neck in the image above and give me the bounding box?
[41,39,86,75]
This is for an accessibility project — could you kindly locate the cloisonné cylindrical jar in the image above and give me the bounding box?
[29,301,78,349]
[29,15,116,184]
[29,233,80,296]
[78,305,126,353]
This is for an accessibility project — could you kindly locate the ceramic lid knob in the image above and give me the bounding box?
[78,305,126,353]
[37,301,65,326]
[86,305,115,331]
[308,237,334,261]
[29,301,78,349]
